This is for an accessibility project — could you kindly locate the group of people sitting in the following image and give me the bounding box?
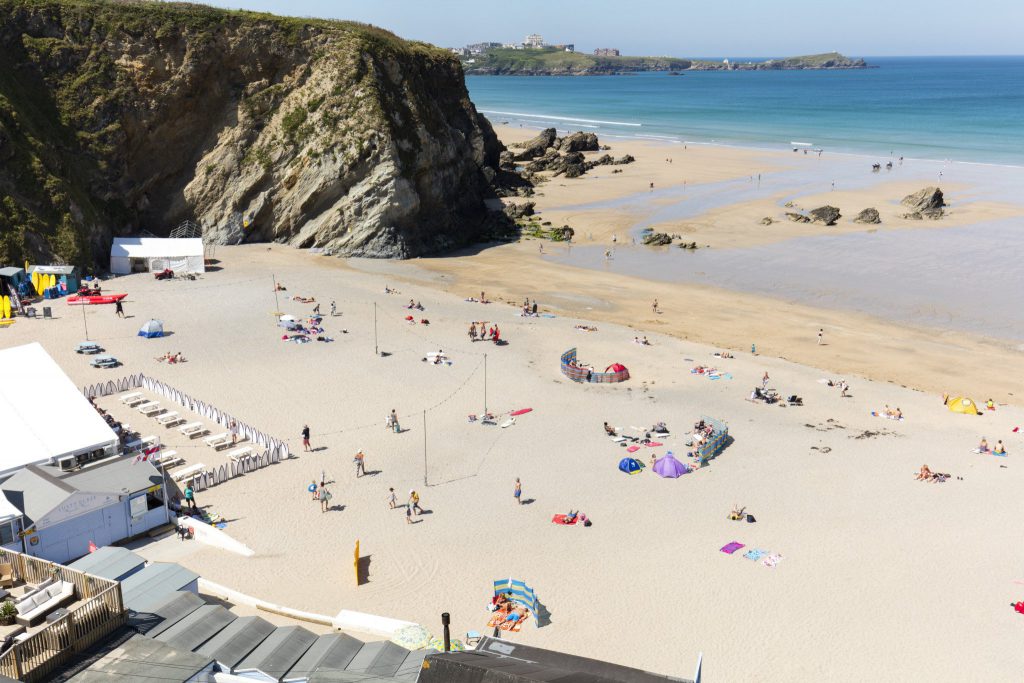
[632,336,651,345]
[916,465,950,483]
[292,295,315,303]
[975,438,1006,455]
[487,593,530,631]
[713,351,734,359]
[468,323,501,343]
[873,405,903,420]
[520,298,539,317]
[465,291,490,304]
[574,324,598,332]
[406,300,424,310]
[750,386,780,403]
[155,351,186,364]
[423,349,451,365]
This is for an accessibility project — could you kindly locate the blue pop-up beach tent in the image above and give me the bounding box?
[618,457,644,475]
[138,319,164,338]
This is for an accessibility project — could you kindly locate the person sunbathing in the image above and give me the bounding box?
[729,504,746,521]
[916,465,933,481]
[565,510,579,524]
[603,422,617,436]
[994,440,1006,455]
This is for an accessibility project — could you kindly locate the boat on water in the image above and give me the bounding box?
[66,293,128,305]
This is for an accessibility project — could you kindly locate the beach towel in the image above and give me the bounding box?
[994,451,1008,457]
[743,548,767,561]
[552,514,578,525]
[720,541,745,554]
[645,442,663,447]
[510,408,533,416]
[626,445,640,453]
[762,553,783,568]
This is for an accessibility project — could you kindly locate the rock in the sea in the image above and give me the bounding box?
[760,216,775,225]
[555,226,574,241]
[512,128,558,161]
[786,212,811,223]
[809,205,841,225]
[901,187,945,218]
[558,131,600,153]
[677,241,699,250]
[853,208,881,224]
[642,232,673,246]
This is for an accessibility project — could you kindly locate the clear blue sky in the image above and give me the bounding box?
[200,0,1023,56]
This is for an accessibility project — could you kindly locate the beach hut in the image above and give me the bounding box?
[618,457,644,475]
[947,397,980,415]
[110,237,206,275]
[138,319,164,338]
[653,453,689,478]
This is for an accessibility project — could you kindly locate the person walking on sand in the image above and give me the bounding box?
[320,486,333,512]
[406,506,413,524]
[409,489,422,515]
[354,449,366,477]
[652,299,659,314]
[310,480,319,501]
[330,300,336,317]
[817,328,824,345]
[302,424,311,452]
[762,372,770,390]
[514,478,522,505]
[115,300,125,318]
[230,420,238,446]
[468,323,477,342]
[388,487,397,509]
[390,409,400,433]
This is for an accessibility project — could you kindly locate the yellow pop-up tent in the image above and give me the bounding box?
[948,397,980,415]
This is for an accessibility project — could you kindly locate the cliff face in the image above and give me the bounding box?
[0,0,504,266]
[462,49,692,75]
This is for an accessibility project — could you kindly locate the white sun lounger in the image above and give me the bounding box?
[152,449,179,465]
[179,422,208,439]
[172,464,206,483]
[140,435,158,450]
[119,392,144,406]
[138,402,163,416]
[156,411,184,427]
[204,433,231,450]
[226,446,253,462]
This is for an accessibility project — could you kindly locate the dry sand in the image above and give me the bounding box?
[4,245,1023,681]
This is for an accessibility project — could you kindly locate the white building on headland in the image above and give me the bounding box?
[524,33,544,48]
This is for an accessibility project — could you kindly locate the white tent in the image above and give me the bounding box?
[110,237,205,275]
[0,343,119,477]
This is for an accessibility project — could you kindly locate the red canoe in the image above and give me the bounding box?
[67,293,128,305]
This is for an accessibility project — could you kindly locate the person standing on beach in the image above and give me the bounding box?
[354,450,366,478]
[817,328,824,345]
[652,299,659,314]
[184,484,196,511]
[320,486,332,512]
[405,506,413,524]
[409,490,422,515]
[115,300,125,318]
[388,487,397,509]
[302,424,311,452]
[762,372,770,390]
[330,300,337,317]
[230,420,238,445]
[514,478,522,505]
[390,409,400,433]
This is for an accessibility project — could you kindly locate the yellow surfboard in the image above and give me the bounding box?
[2,296,10,319]
[48,274,56,289]
[31,271,39,294]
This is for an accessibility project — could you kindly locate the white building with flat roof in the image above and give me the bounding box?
[0,343,118,478]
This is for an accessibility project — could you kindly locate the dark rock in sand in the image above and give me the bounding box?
[853,207,881,224]
[786,212,811,223]
[512,127,558,161]
[643,232,673,246]
[558,131,600,153]
[901,186,945,212]
[504,201,535,219]
[760,216,775,225]
[615,154,636,165]
[809,205,841,225]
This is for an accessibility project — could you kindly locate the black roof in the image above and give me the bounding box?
[420,637,693,683]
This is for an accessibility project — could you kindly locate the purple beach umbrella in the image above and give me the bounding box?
[653,452,689,478]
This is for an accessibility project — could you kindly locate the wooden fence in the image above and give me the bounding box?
[0,549,124,682]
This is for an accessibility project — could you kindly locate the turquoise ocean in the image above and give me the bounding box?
[467,56,1024,165]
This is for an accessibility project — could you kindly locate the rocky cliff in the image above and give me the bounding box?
[0,0,506,266]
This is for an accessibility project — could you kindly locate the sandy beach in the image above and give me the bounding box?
[4,243,1022,681]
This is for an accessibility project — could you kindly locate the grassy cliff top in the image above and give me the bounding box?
[1,0,452,59]
[463,47,691,74]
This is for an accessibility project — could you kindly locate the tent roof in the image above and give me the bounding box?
[111,237,203,259]
[0,343,118,473]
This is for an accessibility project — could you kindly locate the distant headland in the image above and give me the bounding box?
[454,36,868,75]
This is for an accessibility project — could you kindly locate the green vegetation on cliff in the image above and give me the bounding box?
[0,0,499,265]
[462,47,691,75]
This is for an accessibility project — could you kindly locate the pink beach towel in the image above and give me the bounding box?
[720,541,745,554]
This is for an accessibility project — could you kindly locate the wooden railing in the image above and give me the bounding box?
[0,549,125,682]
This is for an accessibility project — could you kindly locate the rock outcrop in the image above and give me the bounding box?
[513,131,632,178]
[901,187,945,219]
[558,132,600,153]
[854,208,881,224]
[642,232,672,246]
[809,205,841,225]
[511,128,558,161]
[786,212,811,223]
[0,0,508,265]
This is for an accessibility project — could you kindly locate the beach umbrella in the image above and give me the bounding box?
[653,452,689,478]
[606,363,627,373]
[391,624,433,650]
[427,636,465,652]
[618,457,644,475]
